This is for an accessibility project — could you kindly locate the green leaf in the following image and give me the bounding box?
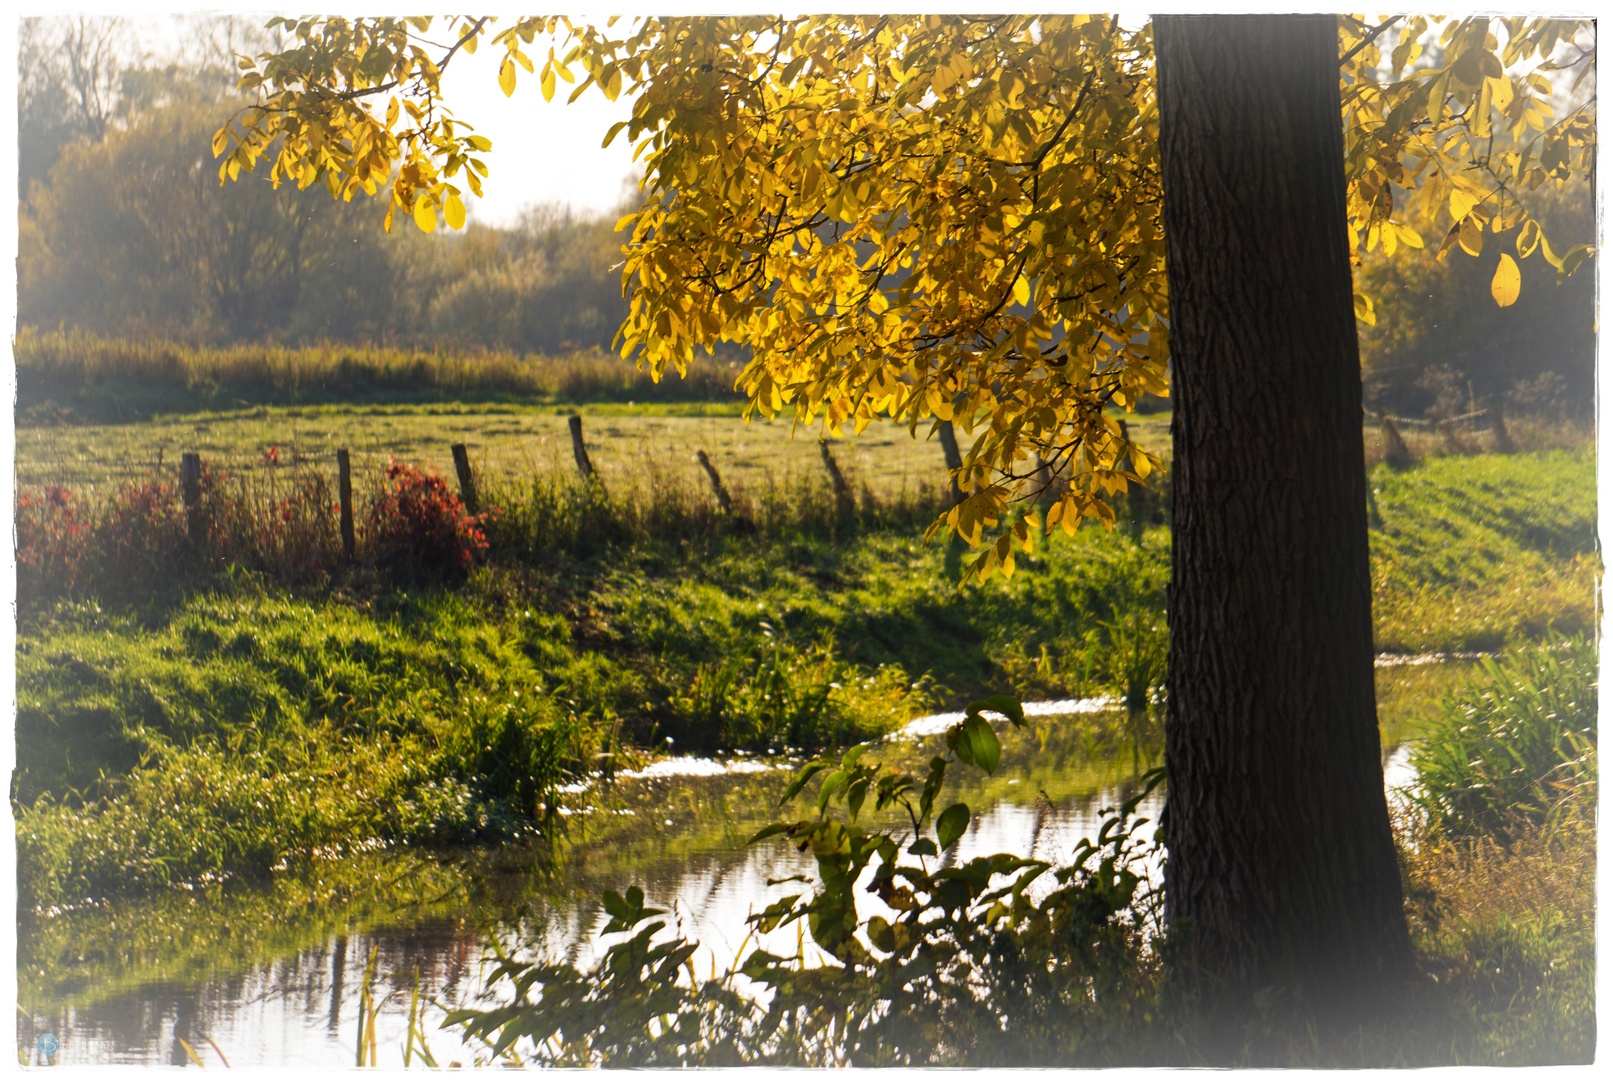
[966,720,1001,776]
[748,822,792,845]
[778,761,829,806]
[867,914,897,953]
[1556,243,1592,284]
[817,769,848,811]
[968,694,1026,727]
[846,777,870,822]
[936,802,970,850]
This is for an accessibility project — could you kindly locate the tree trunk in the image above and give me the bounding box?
[1155,14,1413,1007]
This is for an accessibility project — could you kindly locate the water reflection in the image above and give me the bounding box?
[16,698,1430,1068]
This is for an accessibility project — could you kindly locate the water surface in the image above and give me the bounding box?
[18,667,1457,1067]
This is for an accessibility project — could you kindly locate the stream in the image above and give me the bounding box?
[17,667,1452,1067]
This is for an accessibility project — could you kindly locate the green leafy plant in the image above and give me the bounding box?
[447,699,1167,1065]
[1409,635,1597,842]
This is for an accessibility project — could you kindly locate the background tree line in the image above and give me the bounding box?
[1356,178,1593,421]
[17,15,631,354]
[16,15,1593,423]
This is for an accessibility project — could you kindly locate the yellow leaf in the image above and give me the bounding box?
[541,65,557,102]
[1539,232,1564,269]
[1490,253,1520,307]
[1458,215,1483,257]
[1449,186,1480,223]
[1012,275,1030,307]
[1516,219,1540,258]
[1488,75,1514,115]
[1353,291,1376,326]
[413,198,437,233]
[498,57,516,97]
[444,193,466,230]
[1392,221,1424,249]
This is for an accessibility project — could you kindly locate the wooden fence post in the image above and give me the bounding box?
[1436,418,1463,455]
[1376,411,1413,468]
[180,451,202,543]
[818,439,856,519]
[1484,395,1515,453]
[695,448,734,513]
[337,448,355,559]
[1118,420,1147,543]
[568,415,597,480]
[450,443,479,514]
[937,419,965,505]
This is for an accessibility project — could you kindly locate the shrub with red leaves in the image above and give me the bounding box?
[364,459,494,582]
[15,486,87,602]
[17,479,189,605]
[85,479,189,592]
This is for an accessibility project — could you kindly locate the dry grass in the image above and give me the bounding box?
[1398,795,1597,938]
[13,327,745,410]
[1362,413,1592,469]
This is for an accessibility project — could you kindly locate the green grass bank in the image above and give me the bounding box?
[12,415,1595,914]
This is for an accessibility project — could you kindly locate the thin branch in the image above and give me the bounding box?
[1340,16,1402,68]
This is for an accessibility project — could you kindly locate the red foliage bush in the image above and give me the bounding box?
[363,459,493,582]
[15,486,87,601]
[85,479,189,592]
[16,479,189,605]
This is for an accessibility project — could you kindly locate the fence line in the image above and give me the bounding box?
[1365,407,1494,428]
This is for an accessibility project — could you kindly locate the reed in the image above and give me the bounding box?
[1407,636,1597,842]
[13,327,746,416]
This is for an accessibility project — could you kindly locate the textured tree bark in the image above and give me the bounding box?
[1155,14,1414,1006]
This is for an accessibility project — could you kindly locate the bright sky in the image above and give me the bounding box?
[100,10,640,226]
[434,30,640,226]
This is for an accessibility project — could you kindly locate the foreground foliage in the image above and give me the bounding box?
[445,635,1597,1066]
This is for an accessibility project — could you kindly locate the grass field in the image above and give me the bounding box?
[13,397,1172,507]
[11,345,1597,1066]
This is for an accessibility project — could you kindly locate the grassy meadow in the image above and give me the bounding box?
[11,337,1598,1064]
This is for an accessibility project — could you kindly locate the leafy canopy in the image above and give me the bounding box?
[218,15,1595,582]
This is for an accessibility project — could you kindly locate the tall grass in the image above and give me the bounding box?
[13,327,746,416]
[1407,636,1597,841]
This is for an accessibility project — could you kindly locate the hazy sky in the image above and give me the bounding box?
[435,30,641,226]
[106,10,644,226]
